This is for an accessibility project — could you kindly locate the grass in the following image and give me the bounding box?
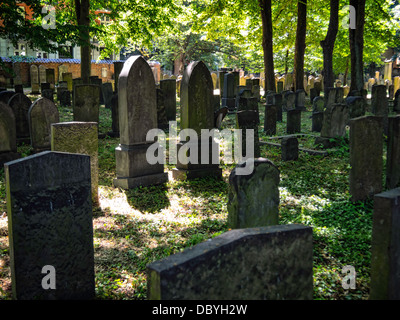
[0,90,390,300]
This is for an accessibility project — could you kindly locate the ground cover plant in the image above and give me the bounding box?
[0,92,384,300]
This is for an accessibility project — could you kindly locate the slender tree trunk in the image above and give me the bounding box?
[294,0,307,91]
[75,0,91,84]
[320,0,339,97]
[349,0,366,93]
[259,0,275,92]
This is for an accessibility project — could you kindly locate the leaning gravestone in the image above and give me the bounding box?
[0,102,20,166]
[113,55,168,188]
[236,110,261,159]
[386,116,400,189]
[8,92,32,141]
[349,116,383,202]
[113,61,124,93]
[4,151,95,300]
[51,121,99,207]
[281,136,299,161]
[160,79,177,121]
[147,224,313,300]
[28,97,59,153]
[370,187,400,300]
[173,61,222,180]
[73,84,100,123]
[228,158,279,229]
[30,65,40,94]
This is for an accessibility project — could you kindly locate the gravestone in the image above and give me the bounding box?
[277,81,284,93]
[282,91,295,111]
[14,84,23,94]
[114,55,168,188]
[236,88,252,110]
[39,65,47,84]
[102,82,113,109]
[286,109,301,134]
[42,89,54,102]
[73,84,100,123]
[51,121,99,207]
[370,187,400,300]
[312,112,324,132]
[59,90,71,107]
[0,102,20,165]
[309,87,319,103]
[237,96,258,112]
[222,72,236,110]
[147,224,313,300]
[30,65,40,94]
[320,103,349,138]
[113,61,124,93]
[173,61,222,180]
[349,116,383,202]
[394,89,400,113]
[58,65,68,82]
[228,158,279,228]
[41,82,50,92]
[160,79,177,121]
[389,84,395,100]
[45,68,55,89]
[89,76,104,104]
[266,93,283,121]
[109,93,119,137]
[325,87,344,112]
[295,89,306,111]
[264,105,277,135]
[218,70,228,98]
[232,71,240,96]
[4,151,95,300]
[281,136,299,161]
[236,110,261,159]
[371,84,388,135]
[386,116,400,189]
[345,95,366,119]
[62,72,73,92]
[156,88,169,130]
[8,92,32,141]
[28,97,59,153]
[12,62,22,86]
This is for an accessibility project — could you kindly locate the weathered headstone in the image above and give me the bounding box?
[51,121,99,207]
[320,103,349,139]
[312,112,324,132]
[156,88,169,130]
[12,62,22,86]
[89,76,104,104]
[8,92,32,140]
[160,79,176,121]
[173,61,222,180]
[0,102,20,165]
[349,116,383,202]
[39,65,47,84]
[147,224,313,300]
[45,68,55,89]
[281,136,299,161]
[113,61,124,93]
[28,97,59,152]
[228,158,279,228]
[237,96,258,112]
[14,84,23,94]
[264,105,277,135]
[218,70,228,98]
[389,84,395,100]
[4,151,95,300]
[286,109,301,134]
[73,84,100,123]
[41,89,54,102]
[371,84,388,135]
[222,72,236,110]
[59,90,71,107]
[370,187,400,300]
[62,72,73,92]
[295,89,306,111]
[30,65,40,94]
[386,116,400,189]
[345,95,366,119]
[102,82,113,109]
[41,82,50,92]
[58,65,68,82]
[236,110,261,159]
[282,91,296,111]
[114,55,168,188]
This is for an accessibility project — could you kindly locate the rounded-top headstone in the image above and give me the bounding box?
[8,92,32,138]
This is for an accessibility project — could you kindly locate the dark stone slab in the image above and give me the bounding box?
[386,116,400,189]
[147,224,313,300]
[281,136,299,161]
[286,109,301,134]
[73,84,100,123]
[160,79,176,121]
[236,110,260,159]
[264,104,277,135]
[4,151,95,300]
[8,92,32,139]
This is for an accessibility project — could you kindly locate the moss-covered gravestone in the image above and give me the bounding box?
[28,97,59,153]
[227,158,279,229]
[51,122,99,207]
[73,84,100,123]
[4,151,95,300]
[0,102,20,166]
[113,55,168,189]
[147,224,313,300]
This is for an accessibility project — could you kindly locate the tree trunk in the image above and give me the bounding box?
[320,0,339,97]
[294,0,307,91]
[259,0,275,92]
[349,0,366,93]
[75,0,91,84]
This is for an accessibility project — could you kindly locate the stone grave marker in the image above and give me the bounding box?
[0,90,16,105]
[286,109,301,134]
[39,65,47,84]
[228,158,279,228]
[41,82,50,92]
[114,55,168,188]
[28,97,59,153]
[156,87,169,130]
[264,104,277,135]
[113,61,124,93]
[4,151,95,300]
[12,62,22,86]
[102,82,113,109]
[345,95,366,119]
[295,89,306,111]
[147,224,313,300]
[109,93,119,137]
[281,136,299,161]
[41,89,54,102]
[349,116,383,202]
[45,68,55,89]
[160,79,177,121]
[237,96,258,112]
[371,84,388,135]
[8,92,32,141]
[173,61,222,180]
[370,187,400,300]
[389,84,395,100]
[317,103,349,147]
[58,65,68,82]
[62,72,73,92]
[386,116,400,189]
[282,91,295,111]
[59,90,71,107]
[222,72,236,110]
[218,70,228,98]
[73,84,100,123]
[14,84,23,94]
[51,121,99,207]
[0,102,20,166]
[30,65,40,94]
[89,76,104,104]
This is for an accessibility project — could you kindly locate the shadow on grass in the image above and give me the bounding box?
[125,183,171,214]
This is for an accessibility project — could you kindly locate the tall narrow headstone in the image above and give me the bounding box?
[370,188,400,300]
[295,89,306,111]
[51,121,99,207]
[46,68,55,89]
[346,95,366,119]
[113,55,168,188]
[0,102,20,165]
[222,72,236,110]
[173,61,222,180]
[8,92,32,141]
[264,105,277,135]
[30,65,40,94]
[156,88,169,130]
[371,84,388,135]
[228,158,279,229]
[73,84,100,123]
[286,109,301,134]
[28,97,59,152]
[147,224,313,300]
[39,65,47,84]
[4,151,95,300]
[113,61,124,93]
[102,82,113,109]
[160,79,177,121]
[282,91,295,112]
[349,116,383,202]
[58,65,68,82]
[62,72,73,92]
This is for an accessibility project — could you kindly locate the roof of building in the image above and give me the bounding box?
[1,57,125,64]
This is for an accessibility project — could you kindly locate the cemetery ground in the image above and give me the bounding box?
[0,92,380,301]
